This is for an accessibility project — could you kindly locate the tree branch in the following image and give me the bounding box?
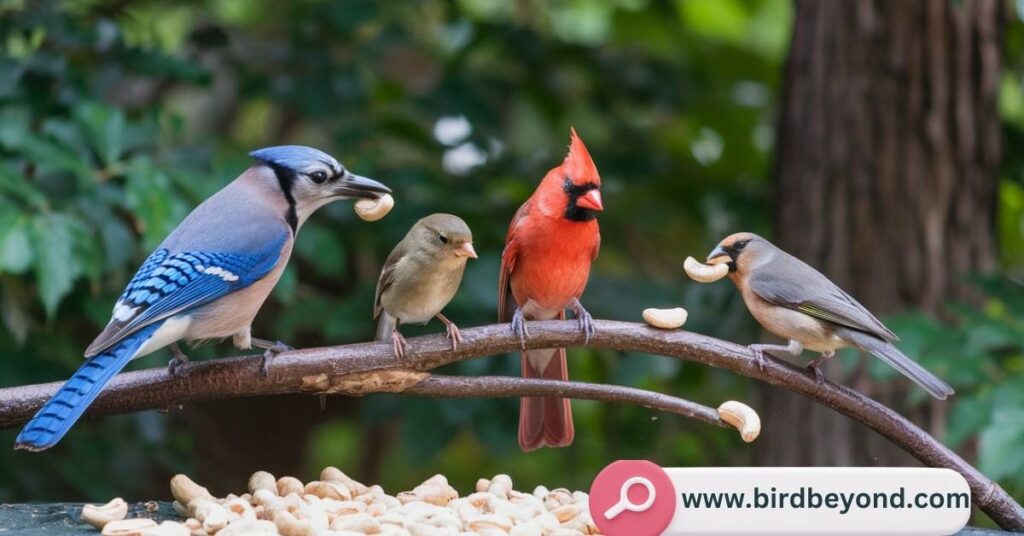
[0,320,1020,529]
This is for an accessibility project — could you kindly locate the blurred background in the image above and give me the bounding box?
[0,0,1022,527]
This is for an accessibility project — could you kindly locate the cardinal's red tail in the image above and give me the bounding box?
[518,347,574,451]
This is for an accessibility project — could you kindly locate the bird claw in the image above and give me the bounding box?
[748,345,767,371]
[259,340,292,378]
[511,309,530,350]
[568,298,596,345]
[576,310,595,345]
[167,344,190,378]
[167,356,189,378]
[392,330,409,359]
[445,322,463,351]
[808,364,826,384]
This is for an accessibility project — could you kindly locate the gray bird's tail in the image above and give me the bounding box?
[376,312,397,342]
[838,328,954,400]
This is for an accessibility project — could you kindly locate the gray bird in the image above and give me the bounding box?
[706,232,954,399]
[374,214,477,358]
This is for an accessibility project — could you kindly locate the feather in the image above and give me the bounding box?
[16,322,162,451]
[86,231,288,357]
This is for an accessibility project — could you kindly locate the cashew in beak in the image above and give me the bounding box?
[354,193,395,222]
[684,256,729,283]
[718,400,761,442]
[642,307,688,329]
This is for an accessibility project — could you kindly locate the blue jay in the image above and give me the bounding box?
[15,145,390,451]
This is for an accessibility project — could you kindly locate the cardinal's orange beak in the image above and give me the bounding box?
[456,242,478,259]
[576,189,603,212]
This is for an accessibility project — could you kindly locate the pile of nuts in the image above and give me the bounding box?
[82,470,600,536]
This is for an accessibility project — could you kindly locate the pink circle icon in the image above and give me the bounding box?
[589,460,676,536]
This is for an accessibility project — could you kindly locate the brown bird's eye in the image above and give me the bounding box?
[310,170,328,184]
[735,240,750,250]
[438,234,449,244]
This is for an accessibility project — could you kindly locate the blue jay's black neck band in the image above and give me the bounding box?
[268,163,299,232]
[563,179,599,222]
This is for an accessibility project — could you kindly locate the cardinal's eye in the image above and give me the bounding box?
[563,177,572,191]
[438,234,449,244]
[310,170,328,184]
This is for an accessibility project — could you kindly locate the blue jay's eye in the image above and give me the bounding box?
[310,170,328,184]
[438,234,449,244]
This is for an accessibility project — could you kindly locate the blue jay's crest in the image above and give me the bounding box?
[250,145,342,175]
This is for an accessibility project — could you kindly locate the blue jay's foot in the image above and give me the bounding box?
[392,329,409,359]
[167,343,190,378]
[807,350,835,384]
[435,312,463,352]
[748,340,803,371]
[252,338,293,377]
[511,308,530,350]
[567,297,596,345]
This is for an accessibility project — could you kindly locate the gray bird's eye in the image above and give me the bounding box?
[735,240,750,250]
[310,170,328,184]
[438,234,449,244]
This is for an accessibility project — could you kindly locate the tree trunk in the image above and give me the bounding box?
[761,0,1002,466]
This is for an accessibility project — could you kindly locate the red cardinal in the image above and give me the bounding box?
[498,128,603,451]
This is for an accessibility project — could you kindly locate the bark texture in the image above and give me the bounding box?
[763,0,1003,466]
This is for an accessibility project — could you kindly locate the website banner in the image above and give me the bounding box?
[589,461,972,536]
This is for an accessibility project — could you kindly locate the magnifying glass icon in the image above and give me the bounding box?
[603,476,657,520]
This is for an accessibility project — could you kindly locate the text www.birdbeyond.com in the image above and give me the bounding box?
[678,486,969,514]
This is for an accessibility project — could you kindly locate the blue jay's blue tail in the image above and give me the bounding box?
[14,322,162,451]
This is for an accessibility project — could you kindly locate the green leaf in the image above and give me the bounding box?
[978,406,1024,480]
[0,213,33,274]
[31,213,82,317]
[74,103,126,166]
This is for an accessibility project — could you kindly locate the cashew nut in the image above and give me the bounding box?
[81,497,128,529]
[305,480,352,501]
[248,471,277,495]
[718,400,761,442]
[192,499,230,533]
[215,519,278,535]
[170,474,214,507]
[273,510,312,536]
[100,518,158,536]
[684,256,729,283]
[139,521,190,536]
[354,193,394,222]
[642,307,688,329]
[277,476,305,497]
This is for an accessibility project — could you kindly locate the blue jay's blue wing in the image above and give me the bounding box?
[84,231,288,357]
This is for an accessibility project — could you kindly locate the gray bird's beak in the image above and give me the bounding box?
[335,171,392,199]
[706,245,730,264]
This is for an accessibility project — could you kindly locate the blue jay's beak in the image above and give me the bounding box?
[335,171,391,199]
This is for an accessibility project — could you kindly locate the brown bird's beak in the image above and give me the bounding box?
[706,245,730,265]
[576,189,603,212]
[456,242,478,259]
